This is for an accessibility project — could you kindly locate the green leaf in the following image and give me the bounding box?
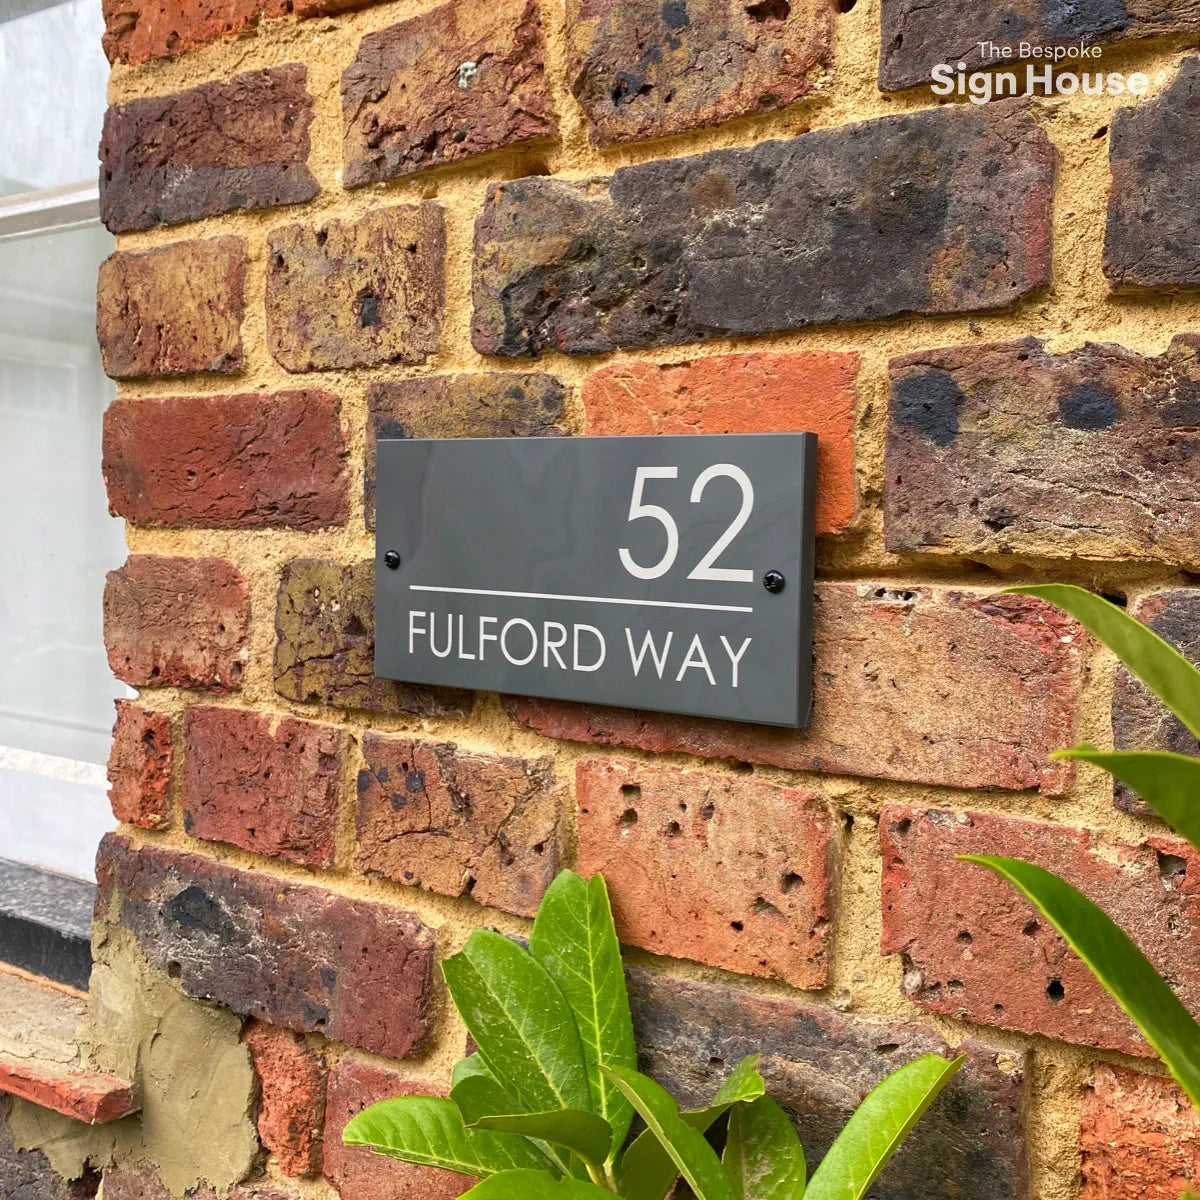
[1006,584,1200,738]
[343,1096,548,1179]
[620,1055,766,1200]
[473,1110,615,1169]
[462,1169,617,1199]
[805,1055,963,1200]
[604,1065,736,1200]
[723,1096,806,1199]
[1053,749,1200,854]
[964,855,1200,1110]
[531,872,637,1154]
[443,929,590,1115]
[451,1055,522,1126]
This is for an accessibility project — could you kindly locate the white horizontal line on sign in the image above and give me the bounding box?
[408,584,755,614]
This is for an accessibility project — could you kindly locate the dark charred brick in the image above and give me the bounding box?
[100,66,318,233]
[629,969,1029,1200]
[1105,56,1200,291]
[1113,590,1200,816]
[97,237,246,379]
[184,707,345,869]
[267,207,444,372]
[881,806,1200,1057]
[879,1,1200,91]
[364,373,568,528]
[342,0,555,186]
[885,336,1200,565]
[567,0,833,146]
[103,391,348,531]
[472,103,1054,356]
[107,700,173,830]
[274,559,470,717]
[95,834,437,1059]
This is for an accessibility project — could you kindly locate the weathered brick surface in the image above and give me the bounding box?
[342,0,555,187]
[365,373,568,528]
[0,1098,97,1199]
[274,559,470,716]
[244,1021,326,1178]
[880,1,1200,91]
[884,335,1200,565]
[356,735,564,918]
[1080,1064,1200,1199]
[96,834,437,1059]
[103,391,348,531]
[102,1167,294,1200]
[183,707,345,869]
[509,586,1081,793]
[107,700,173,830]
[577,759,834,988]
[100,66,318,233]
[1106,56,1200,291]
[1113,590,1200,816]
[583,352,856,534]
[323,1061,469,1200]
[104,555,250,692]
[629,970,1030,1200]
[880,806,1200,1057]
[472,103,1054,356]
[267,207,444,372]
[567,0,833,146]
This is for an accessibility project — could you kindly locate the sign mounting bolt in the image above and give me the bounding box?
[763,570,786,593]
[384,550,402,570]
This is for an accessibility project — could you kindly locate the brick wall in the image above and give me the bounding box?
[67,0,1200,1197]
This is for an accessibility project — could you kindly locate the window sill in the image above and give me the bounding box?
[0,857,94,991]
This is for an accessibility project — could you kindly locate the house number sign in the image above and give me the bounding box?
[374,433,817,727]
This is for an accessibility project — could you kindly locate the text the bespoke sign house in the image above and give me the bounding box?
[374,434,817,726]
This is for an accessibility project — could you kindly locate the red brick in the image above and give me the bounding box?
[323,1058,469,1200]
[1080,1064,1200,1199]
[107,700,173,830]
[342,0,555,186]
[583,352,856,534]
[880,806,1200,1057]
[509,586,1081,794]
[97,834,437,1059]
[356,735,564,918]
[0,1059,136,1126]
[183,707,345,869]
[567,0,833,146]
[245,1021,326,1178]
[103,391,349,531]
[100,65,318,233]
[104,556,250,693]
[97,237,246,379]
[267,207,444,372]
[577,759,835,988]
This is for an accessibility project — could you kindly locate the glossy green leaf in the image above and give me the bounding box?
[473,1110,615,1169]
[1053,749,1200,854]
[619,1055,765,1200]
[604,1065,736,1200]
[1007,584,1200,738]
[462,1169,617,1199]
[451,1055,522,1126]
[964,855,1200,1108]
[805,1055,963,1200]
[443,929,590,1115]
[723,1096,806,1199]
[342,1096,548,1178]
[531,871,637,1154]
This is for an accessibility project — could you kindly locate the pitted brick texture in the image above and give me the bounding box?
[244,1021,326,1178]
[356,735,564,917]
[885,335,1200,565]
[472,103,1054,356]
[508,585,1082,794]
[342,0,555,186]
[568,0,834,146]
[107,700,173,830]
[100,66,318,232]
[577,759,835,988]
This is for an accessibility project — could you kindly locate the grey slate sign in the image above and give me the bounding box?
[375,434,817,726]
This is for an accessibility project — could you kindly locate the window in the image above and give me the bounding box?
[0,0,126,884]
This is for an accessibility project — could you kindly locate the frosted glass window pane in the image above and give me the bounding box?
[0,222,131,765]
[0,0,110,197]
